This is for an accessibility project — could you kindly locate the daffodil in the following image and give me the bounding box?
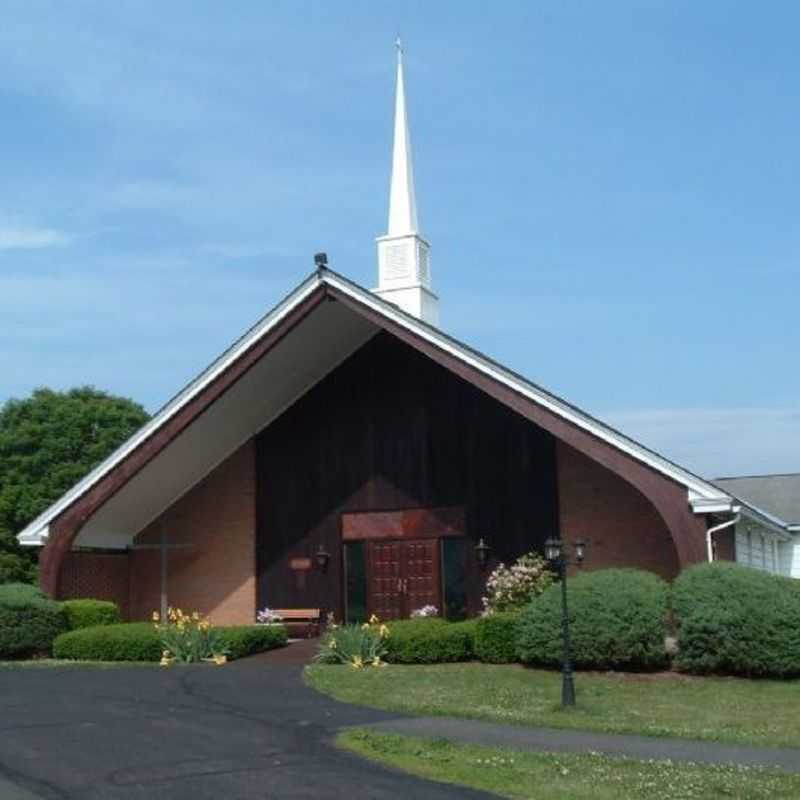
[350,655,364,669]
[151,611,160,622]
[371,656,385,668]
[212,654,227,666]
[369,614,379,625]
[361,623,370,631]
[379,624,390,639]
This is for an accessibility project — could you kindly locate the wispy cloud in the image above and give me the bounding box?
[604,407,800,478]
[0,223,70,250]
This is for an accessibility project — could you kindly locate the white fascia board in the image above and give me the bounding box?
[688,496,735,514]
[788,524,800,532]
[322,272,732,509]
[16,273,323,547]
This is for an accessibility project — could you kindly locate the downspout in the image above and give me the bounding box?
[706,514,740,562]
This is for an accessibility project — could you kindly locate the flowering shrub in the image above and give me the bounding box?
[410,604,439,618]
[315,614,389,669]
[153,608,228,666]
[482,552,554,615]
[256,607,283,624]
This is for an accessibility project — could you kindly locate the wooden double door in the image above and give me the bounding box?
[367,539,441,620]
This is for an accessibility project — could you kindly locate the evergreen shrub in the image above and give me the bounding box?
[474,612,519,663]
[0,582,68,658]
[517,568,669,671]
[53,622,288,662]
[218,625,288,660]
[53,623,161,661]
[673,562,800,678]
[62,599,121,630]
[384,618,474,664]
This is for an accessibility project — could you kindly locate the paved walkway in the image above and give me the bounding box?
[2,640,799,800]
[0,655,491,800]
[362,716,800,773]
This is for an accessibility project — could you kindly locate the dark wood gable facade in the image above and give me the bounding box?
[256,331,559,621]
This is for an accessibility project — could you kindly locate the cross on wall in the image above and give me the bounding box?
[129,524,191,621]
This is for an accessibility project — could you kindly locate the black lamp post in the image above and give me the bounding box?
[543,537,587,708]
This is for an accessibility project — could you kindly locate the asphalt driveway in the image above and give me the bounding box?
[0,658,491,800]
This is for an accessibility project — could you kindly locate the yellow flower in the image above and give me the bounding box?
[379,624,390,639]
[361,623,370,631]
[212,654,227,666]
[371,656,386,668]
[162,649,171,657]
[159,656,172,667]
[350,655,364,669]
[192,611,200,621]
[151,611,160,622]
[369,614,379,625]
[328,639,337,649]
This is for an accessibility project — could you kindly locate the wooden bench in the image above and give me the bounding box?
[274,608,321,639]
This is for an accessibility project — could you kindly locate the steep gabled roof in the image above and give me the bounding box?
[18,267,733,548]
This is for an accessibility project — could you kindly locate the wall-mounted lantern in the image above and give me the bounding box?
[315,544,331,572]
[474,537,491,570]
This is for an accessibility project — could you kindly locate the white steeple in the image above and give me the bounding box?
[375,39,439,326]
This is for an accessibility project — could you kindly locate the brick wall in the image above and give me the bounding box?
[58,551,131,618]
[129,440,257,624]
[557,441,680,580]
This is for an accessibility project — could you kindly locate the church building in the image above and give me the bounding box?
[18,47,798,624]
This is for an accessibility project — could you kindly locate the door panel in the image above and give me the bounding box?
[367,538,442,619]
[368,541,404,620]
[404,539,441,614]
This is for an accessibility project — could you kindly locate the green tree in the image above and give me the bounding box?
[0,387,149,584]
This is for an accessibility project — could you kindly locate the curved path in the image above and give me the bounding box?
[0,656,492,800]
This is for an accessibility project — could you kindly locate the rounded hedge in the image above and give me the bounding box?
[53,622,289,662]
[474,612,519,663]
[673,562,800,678]
[517,568,669,671]
[384,618,475,664]
[0,582,68,658]
[217,625,288,659]
[62,599,121,630]
[53,623,161,661]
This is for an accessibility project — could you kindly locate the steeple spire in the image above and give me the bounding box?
[388,39,419,236]
[375,40,439,326]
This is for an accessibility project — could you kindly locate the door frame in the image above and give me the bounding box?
[340,506,467,623]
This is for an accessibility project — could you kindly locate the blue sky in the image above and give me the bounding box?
[1,1,798,478]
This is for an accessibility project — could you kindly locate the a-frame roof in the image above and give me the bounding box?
[19,267,737,549]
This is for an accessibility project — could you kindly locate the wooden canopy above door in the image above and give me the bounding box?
[341,506,465,542]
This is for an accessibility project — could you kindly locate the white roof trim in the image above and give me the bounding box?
[321,271,733,509]
[19,267,735,548]
[17,274,322,546]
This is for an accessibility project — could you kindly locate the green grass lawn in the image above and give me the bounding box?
[338,729,800,800]
[307,663,800,748]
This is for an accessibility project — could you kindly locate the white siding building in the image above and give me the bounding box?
[715,474,800,579]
